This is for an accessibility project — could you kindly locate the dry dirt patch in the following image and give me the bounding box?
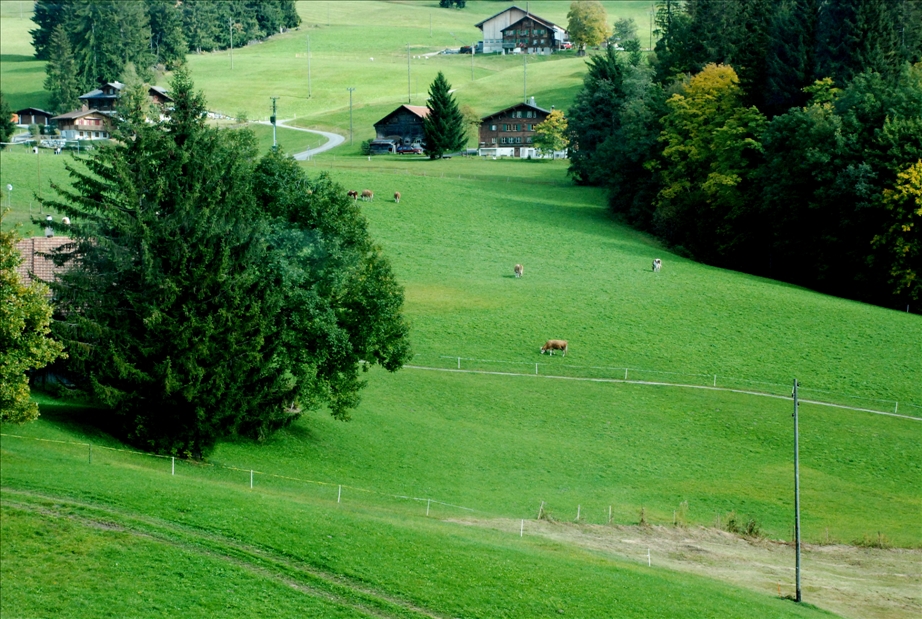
[449,518,921,619]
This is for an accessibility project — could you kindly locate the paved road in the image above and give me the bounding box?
[255,119,345,160]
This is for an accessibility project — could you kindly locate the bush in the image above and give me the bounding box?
[360,138,373,156]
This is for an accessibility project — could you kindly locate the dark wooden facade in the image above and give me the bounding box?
[16,108,54,126]
[501,15,565,54]
[79,83,173,111]
[478,99,551,157]
[373,105,430,145]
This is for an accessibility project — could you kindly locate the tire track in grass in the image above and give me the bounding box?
[1,488,447,619]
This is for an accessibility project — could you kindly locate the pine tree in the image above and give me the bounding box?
[44,24,81,114]
[148,0,188,69]
[0,92,16,144]
[183,0,219,53]
[30,0,71,61]
[42,68,411,455]
[67,1,154,91]
[422,72,466,159]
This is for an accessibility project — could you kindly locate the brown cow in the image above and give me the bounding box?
[347,190,358,201]
[540,340,568,356]
[514,264,524,278]
[361,189,374,202]
[394,191,401,203]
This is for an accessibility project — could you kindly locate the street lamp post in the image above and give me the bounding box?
[270,97,279,149]
[347,87,356,145]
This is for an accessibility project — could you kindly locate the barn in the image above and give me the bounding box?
[373,105,430,147]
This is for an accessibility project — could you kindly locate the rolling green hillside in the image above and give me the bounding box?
[2,3,920,619]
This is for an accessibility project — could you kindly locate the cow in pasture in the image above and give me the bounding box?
[361,189,374,202]
[394,191,401,203]
[540,339,568,356]
[652,258,662,272]
[514,264,524,278]
[347,190,359,201]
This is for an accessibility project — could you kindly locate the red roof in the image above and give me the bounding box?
[14,236,71,287]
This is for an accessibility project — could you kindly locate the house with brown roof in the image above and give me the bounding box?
[14,236,71,288]
[478,97,562,158]
[372,105,430,153]
[79,82,173,112]
[51,109,112,140]
[475,5,567,54]
[16,108,54,126]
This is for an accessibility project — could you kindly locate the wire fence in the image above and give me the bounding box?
[407,354,921,420]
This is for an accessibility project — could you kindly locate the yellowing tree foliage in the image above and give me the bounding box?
[873,160,922,303]
[0,224,66,422]
[567,1,611,54]
[533,109,569,155]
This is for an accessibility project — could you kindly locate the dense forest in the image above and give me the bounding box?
[568,0,922,311]
[33,0,300,110]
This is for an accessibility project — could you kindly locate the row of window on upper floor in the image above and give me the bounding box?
[506,28,547,36]
[491,136,532,144]
[487,123,538,132]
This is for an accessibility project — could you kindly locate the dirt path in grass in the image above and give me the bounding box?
[451,517,921,619]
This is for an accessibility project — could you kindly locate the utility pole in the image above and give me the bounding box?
[430,12,432,37]
[523,52,527,103]
[307,35,312,98]
[407,43,412,103]
[347,87,355,145]
[229,18,233,70]
[270,97,279,149]
[793,378,803,604]
[471,41,475,81]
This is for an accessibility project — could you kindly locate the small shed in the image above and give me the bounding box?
[373,105,430,147]
[16,108,54,126]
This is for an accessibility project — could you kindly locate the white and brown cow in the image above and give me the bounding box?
[361,189,374,202]
[652,258,662,272]
[514,264,524,278]
[347,190,359,201]
[394,191,401,203]
[540,339,568,356]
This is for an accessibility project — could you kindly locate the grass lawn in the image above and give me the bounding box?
[1,3,920,618]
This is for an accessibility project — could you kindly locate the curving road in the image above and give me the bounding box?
[255,118,345,160]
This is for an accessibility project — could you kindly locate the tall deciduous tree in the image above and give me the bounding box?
[567,1,611,55]
[0,223,67,423]
[655,63,767,263]
[44,24,81,114]
[533,109,569,155]
[423,71,466,159]
[873,160,922,304]
[42,68,411,455]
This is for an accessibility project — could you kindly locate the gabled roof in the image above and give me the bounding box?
[374,105,431,126]
[501,13,561,33]
[14,236,71,286]
[149,86,173,101]
[480,101,551,122]
[474,5,526,29]
[80,81,124,100]
[51,109,107,121]
[16,107,53,116]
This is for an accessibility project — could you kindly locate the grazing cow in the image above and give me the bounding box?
[540,339,568,356]
[514,264,524,278]
[652,258,662,272]
[347,190,359,201]
[361,189,374,202]
[394,191,401,203]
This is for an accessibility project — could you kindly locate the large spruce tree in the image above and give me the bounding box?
[422,71,466,159]
[43,24,81,114]
[43,68,411,456]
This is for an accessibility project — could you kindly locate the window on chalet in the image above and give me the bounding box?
[491,124,497,131]
[526,136,533,143]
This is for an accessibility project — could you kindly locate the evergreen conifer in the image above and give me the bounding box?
[422,72,466,159]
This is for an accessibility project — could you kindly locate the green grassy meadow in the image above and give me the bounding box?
[2,3,921,618]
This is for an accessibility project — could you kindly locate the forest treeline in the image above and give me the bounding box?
[32,0,300,96]
[569,0,922,310]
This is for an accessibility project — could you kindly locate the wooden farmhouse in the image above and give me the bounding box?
[79,82,173,111]
[51,109,112,140]
[373,105,430,151]
[475,5,568,54]
[478,97,559,158]
[16,108,54,126]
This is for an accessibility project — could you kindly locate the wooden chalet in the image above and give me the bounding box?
[51,108,112,140]
[373,105,430,146]
[475,5,567,54]
[16,108,54,126]
[79,82,173,111]
[478,97,554,158]
[501,13,567,55]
